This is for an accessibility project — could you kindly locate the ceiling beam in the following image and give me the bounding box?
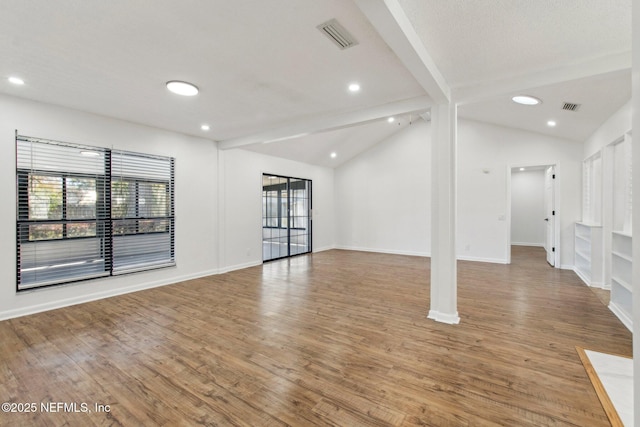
[217,95,431,150]
[454,51,631,105]
[354,0,450,104]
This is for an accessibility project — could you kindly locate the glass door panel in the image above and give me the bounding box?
[262,174,311,261]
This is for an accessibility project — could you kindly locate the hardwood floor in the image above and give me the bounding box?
[0,247,632,426]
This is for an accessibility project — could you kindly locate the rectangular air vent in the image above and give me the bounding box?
[317,19,358,50]
[562,102,581,112]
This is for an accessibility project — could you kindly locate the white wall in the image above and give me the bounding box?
[0,94,219,319]
[334,120,431,256]
[583,100,632,159]
[458,119,582,267]
[0,94,336,320]
[511,169,545,246]
[219,148,335,271]
[334,117,582,267]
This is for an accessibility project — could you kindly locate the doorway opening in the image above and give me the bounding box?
[508,164,559,267]
[262,174,312,262]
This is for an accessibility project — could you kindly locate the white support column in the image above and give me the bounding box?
[631,0,640,422]
[428,103,460,324]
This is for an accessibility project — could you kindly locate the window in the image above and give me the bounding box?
[16,134,175,290]
[111,150,175,274]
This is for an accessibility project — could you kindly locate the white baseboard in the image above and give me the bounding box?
[217,260,262,274]
[608,301,633,332]
[0,268,219,322]
[427,310,461,324]
[0,259,288,322]
[457,255,508,264]
[336,246,509,264]
[572,267,606,288]
[313,245,336,253]
[573,267,591,286]
[335,245,429,258]
[511,242,545,247]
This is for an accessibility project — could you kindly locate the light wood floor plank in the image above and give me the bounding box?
[0,246,631,426]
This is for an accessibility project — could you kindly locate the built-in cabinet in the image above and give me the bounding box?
[610,231,632,329]
[578,131,632,330]
[574,223,603,287]
[608,132,633,330]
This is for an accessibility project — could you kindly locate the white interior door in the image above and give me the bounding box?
[544,166,556,266]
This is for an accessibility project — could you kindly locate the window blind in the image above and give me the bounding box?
[111,150,175,274]
[16,136,110,289]
[16,134,175,291]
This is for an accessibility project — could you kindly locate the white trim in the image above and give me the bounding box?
[218,96,430,149]
[353,0,450,103]
[573,266,606,288]
[427,309,461,324]
[457,255,508,264]
[0,269,220,321]
[313,245,336,253]
[337,246,513,264]
[608,301,633,332]
[335,245,429,257]
[507,163,561,268]
[2,258,274,321]
[574,266,591,285]
[506,165,513,264]
[218,260,262,274]
[511,242,545,247]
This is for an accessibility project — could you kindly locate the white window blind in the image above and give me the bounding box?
[16,134,175,291]
[111,150,175,274]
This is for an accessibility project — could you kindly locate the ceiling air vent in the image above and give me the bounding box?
[562,102,581,112]
[317,19,358,50]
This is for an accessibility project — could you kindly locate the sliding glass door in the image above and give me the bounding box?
[262,174,312,261]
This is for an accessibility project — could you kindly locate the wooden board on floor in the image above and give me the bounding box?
[0,246,632,426]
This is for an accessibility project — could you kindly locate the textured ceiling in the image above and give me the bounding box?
[459,69,631,141]
[0,0,633,166]
[0,0,425,142]
[397,0,631,89]
[242,113,420,167]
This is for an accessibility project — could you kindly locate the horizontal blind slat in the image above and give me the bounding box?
[17,135,175,290]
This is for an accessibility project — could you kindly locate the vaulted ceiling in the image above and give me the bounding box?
[0,0,631,167]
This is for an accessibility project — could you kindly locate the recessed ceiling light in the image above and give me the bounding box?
[547,120,557,127]
[519,167,525,171]
[166,80,199,96]
[8,76,25,85]
[330,152,337,158]
[348,83,360,92]
[201,124,210,131]
[512,95,541,106]
[387,117,395,123]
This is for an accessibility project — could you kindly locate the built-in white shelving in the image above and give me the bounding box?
[574,222,603,287]
[607,131,632,331]
[611,231,632,290]
[609,231,632,330]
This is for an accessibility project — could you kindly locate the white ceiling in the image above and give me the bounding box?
[0,0,632,167]
[243,113,420,168]
[397,0,631,90]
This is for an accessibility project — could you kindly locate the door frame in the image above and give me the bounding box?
[261,172,313,262]
[506,163,560,267]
